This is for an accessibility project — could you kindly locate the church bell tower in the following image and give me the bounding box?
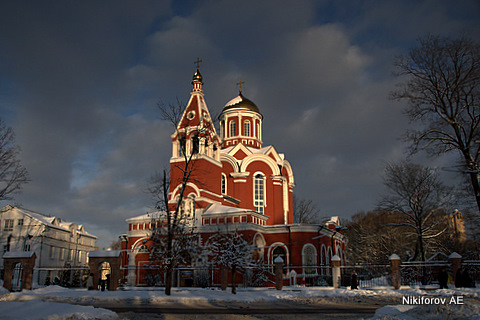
[169,59,223,212]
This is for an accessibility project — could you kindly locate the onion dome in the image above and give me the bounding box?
[222,92,260,114]
[192,68,203,84]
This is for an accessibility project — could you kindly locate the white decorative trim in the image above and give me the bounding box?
[230,172,250,178]
[240,154,281,176]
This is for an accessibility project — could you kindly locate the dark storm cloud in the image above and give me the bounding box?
[0,0,479,247]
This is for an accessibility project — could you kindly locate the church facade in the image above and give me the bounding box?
[121,66,346,287]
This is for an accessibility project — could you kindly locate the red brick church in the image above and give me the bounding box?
[120,65,346,286]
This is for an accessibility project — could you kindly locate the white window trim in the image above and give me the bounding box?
[244,120,251,137]
[229,120,236,137]
[253,172,266,214]
[221,173,227,195]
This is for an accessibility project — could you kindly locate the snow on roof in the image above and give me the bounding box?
[126,210,166,222]
[3,251,36,258]
[203,203,254,215]
[225,95,243,106]
[1,205,97,238]
[88,250,122,258]
[327,216,341,225]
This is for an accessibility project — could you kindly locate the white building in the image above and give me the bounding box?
[0,205,97,285]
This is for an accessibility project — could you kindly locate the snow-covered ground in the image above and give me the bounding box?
[0,284,479,320]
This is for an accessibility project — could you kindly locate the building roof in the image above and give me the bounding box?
[203,203,254,215]
[3,251,36,258]
[0,205,97,239]
[126,210,166,222]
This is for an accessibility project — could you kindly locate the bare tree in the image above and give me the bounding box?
[292,195,325,224]
[0,119,29,201]
[345,210,413,264]
[157,98,185,128]
[109,238,122,250]
[378,161,451,262]
[147,100,201,295]
[391,35,480,214]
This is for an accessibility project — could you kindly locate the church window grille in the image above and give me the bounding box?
[244,120,251,137]
[221,174,227,194]
[254,174,265,214]
[230,120,236,137]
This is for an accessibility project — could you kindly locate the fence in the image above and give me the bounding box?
[341,264,391,288]
[119,264,336,288]
[461,260,480,287]
[400,261,450,286]
[3,255,479,291]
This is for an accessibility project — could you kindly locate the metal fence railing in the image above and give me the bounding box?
[400,261,450,286]
[3,260,479,290]
[340,265,391,288]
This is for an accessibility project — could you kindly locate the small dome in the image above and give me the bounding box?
[192,69,203,83]
[222,93,260,114]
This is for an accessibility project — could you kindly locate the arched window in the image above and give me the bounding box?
[254,173,265,214]
[302,245,317,275]
[192,134,199,154]
[221,173,227,194]
[230,120,236,137]
[253,234,265,262]
[244,120,251,137]
[272,246,286,263]
[187,195,196,219]
[178,136,186,157]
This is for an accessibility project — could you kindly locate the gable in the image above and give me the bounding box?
[177,95,201,130]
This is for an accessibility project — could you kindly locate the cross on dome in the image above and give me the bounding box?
[236,79,245,93]
[194,57,202,69]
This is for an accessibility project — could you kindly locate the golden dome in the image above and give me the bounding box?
[192,68,203,83]
[222,93,261,114]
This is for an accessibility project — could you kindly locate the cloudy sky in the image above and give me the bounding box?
[0,0,479,249]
